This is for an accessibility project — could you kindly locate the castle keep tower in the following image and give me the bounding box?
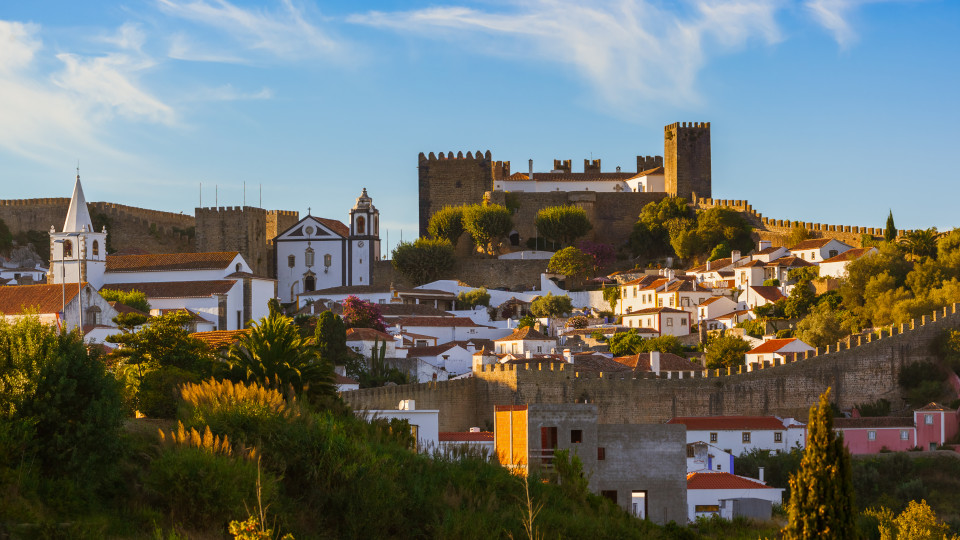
[417,151,510,237]
[664,122,711,200]
[195,206,298,277]
[49,172,107,289]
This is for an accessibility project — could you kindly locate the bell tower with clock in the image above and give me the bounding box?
[347,188,380,286]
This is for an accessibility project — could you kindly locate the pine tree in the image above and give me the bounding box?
[884,210,897,242]
[783,388,857,539]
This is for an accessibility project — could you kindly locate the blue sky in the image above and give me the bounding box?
[1,0,958,252]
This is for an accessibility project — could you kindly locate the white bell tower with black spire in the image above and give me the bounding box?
[49,169,107,289]
[347,188,380,286]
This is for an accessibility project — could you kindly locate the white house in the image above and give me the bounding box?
[744,338,815,369]
[439,429,494,457]
[274,188,381,303]
[0,264,47,284]
[359,399,439,453]
[667,416,806,456]
[494,326,557,356]
[696,296,740,323]
[749,241,789,263]
[394,316,509,343]
[406,340,490,377]
[739,286,786,310]
[345,327,401,358]
[687,441,735,474]
[621,307,691,337]
[788,238,852,263]
[297,284,456,311]
[819,247,878,279]
[0,282,119,341]
[686,472,783,522]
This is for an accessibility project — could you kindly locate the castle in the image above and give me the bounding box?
[417,122,712,245]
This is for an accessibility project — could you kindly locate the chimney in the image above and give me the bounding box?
[529,159,534,181]
[525,350,532,359]
[650,351,661,375]
[470,427,481,433]
[758,466,765,484]
[731,250,741,264]
[398,399,415,411]
[466,342,476,354]
[706,260,711,271]
[563,349,572,362]
[758,240,771,251]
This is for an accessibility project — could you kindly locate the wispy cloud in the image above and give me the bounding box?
[156,0,342,61]
[350,0,783,108]
[190,84,273,101]
[805,0,911,47]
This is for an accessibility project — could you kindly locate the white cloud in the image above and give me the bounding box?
[168,33,246,63]
[0,20,40,73]
[805,0,910,47]
[191,84,273,101]
[156,0,342,61]
[350,0,783,108]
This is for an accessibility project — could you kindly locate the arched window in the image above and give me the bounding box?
[235,263,242,272]
[63,240,73,257]
[305,248,315,267]
[92,240,99,256]
[356,216,366,235]
[304,275,316,292]
[288,254,296,268]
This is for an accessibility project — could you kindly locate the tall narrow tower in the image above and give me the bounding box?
[49,171,107,289]
[348,188,381,286]
[664,122,712,200]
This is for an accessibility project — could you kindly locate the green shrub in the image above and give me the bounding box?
[855,398,891,417]
[139,366,200,419]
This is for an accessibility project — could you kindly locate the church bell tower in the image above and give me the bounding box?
[347,188,380,286]
[49,170,107,289]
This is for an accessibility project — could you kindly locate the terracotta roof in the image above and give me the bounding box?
[503,355,565,365]
[663,280,712,293]
[614,353,702,372]
[190,329,249,349]
[407,339,493,358]
[106,251,240,272]
[755,246,783,255]
[690,258,733,273]
[314,217,349,238]
[749,286,786,303]
[345,327,394,341]
[821,247,875,264]
[399,331,439,341]
[834,417,913,429]
[571,353,633,373]
[621,275,663,287]
[687,472,777,490]
[765,256,813,268]
[304,285,453,298]
[636,166,665,176]
[439,431,494,442]
[106,280,237,298]
[699,297,726,306]
[0,282,82,314]
[560,326,622,336]
[495,326,554,342]
[395,316,482,328]
[789,238,845,251]
[335,373,359,385]
[108,301,150,317]
[916,402,951,411]
[623,307,689,315]
[224,271,275,280]
[747,338,801,355]
[715,309,752,320]
[667,416,788,431]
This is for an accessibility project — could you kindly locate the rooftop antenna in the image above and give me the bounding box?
[243,181,246,207]
[259,184,262,208]
[215,185,218,207]
[199,182,202,207]
[76,160,80,180]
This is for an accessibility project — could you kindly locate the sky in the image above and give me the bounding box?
[1,0,958,252]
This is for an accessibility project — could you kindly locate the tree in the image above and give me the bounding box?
[577,241,615,273]
[342,295,386,332]
[567,315,588,329]
[784,282,816,319]
[899,228,938,260]
[788,226,812,248]
[884,210,897,242]
[314,311,359,375]
[547,247,593,279]
[704,334,751,369]
[608,330,645,356]
[629,197,692,258]
[693,207,754,258]
[457,287,491,309]
[99,288,151,313]
[639,335,684,355]
[517,315,536,328]
[529,293,573,318]
[228,312,335,398]
[463,203,513,255]
[427,205,466,245]
[602,284,620,312]
[794,303,848,349]
[391,238,455,285]
[534,205,592,247]
[783,388,857,540]
[865,499,958,540]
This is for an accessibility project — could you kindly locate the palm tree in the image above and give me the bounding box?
[227,313,336,398]
[899,228,938,260]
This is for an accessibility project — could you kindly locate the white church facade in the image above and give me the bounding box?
[274,188,382,303]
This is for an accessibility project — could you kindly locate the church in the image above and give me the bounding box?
[273,188,381,303]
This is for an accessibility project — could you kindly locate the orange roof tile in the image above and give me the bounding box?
[106,251,240,272]
[749,286,786,303]
[345,327,394,341]
[821,247,875,264]
[0,282,83,314]
[190,329,249,349]
[396,316,482,328]
[614,353,702,372]
[746,338,799,355]
[495,326,554,342]
[687,472,777,490]
[106,280,237,298]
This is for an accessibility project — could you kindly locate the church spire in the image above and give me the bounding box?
[62,168,93,233]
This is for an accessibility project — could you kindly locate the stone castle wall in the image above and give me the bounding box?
[665,122,711,200]
[371,258,549,290]
[194,206,299,277]
[417,151,510,237]
[343,303,960,431]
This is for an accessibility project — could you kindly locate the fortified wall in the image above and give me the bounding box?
[343,303,960,431]
[0,198,196,254]
[195,206,299,277]
[371,257,549,290]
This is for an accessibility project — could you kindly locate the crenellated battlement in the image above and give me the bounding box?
[637,155,663,172]
[665,122,711,130]
[419,150,492,163]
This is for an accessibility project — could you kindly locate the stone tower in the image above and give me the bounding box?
[348,188,380,286]
[664,122,711,200]
[49,172,107,289]
[417,151,510,237]
[195,206,298,277]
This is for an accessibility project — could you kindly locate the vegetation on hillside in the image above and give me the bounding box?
[391,237,456,285]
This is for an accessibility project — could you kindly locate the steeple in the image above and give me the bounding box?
[63,170,93,233]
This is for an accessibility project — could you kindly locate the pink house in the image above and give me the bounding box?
[834,403,960,454]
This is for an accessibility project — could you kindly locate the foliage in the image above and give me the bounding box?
[899,228,939,260]
[735,446,804,503]
[898,361,948,408]
[704,334,752,369]
[463,203,513,254]
[314,311,362,377]
[854,398,891,417]
[608,330,645,356]
[530,293,573,318]
[788,266,820,284]
[358,338,409,388]
[567,315,589,329]
[737,318,767,339]
[341,295,386,332]
[865,500,959,540]
[629,197,692,259]
[788,225,812,247]
[227,313,336,399]
[427,205,466,245]
[602,284,620,312]
[534,205,592,247]
[229,517,294,540]
[763,278,781,287]
[783,388,857,540]
[885,210,897,242]
[708,241,732,261]
[693,207,754,260]
[391,238,456,285]
[784,282,817,319]
[457,287,491,309]
[0,217,13,252]
[577,241,616,273]
[547,246,594,279]
[517,315,537,328]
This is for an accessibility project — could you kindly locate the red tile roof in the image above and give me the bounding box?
[788,238,834,250]
[395,316,482,328]
[495,326,554,342]
[105,280,237,298]
[747,338,799,355]
[345,327,394,341]
[335,373,359,385]
[106,251,240,272]
[0,282,83,314]
[314,218,350,238]
[667,416,788,431]
[690,258,733,273]
[821,247,875,264]
[190,329,249,349]
[572,354,633,373]
[614,353,702,372]
[749,286,786,303]
[916,402,951,411]
[439,431,494,442]
[765,256,813,268]
[687,472,777,490]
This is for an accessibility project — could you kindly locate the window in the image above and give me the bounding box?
[681,319,687,326]
[304,275,316,292]
[657,298,663,307]
[742,432,751,443]
[669,297,674,307]
[774,432,783,443]
[85,306,101,325]
[236,310,242,329]
[537,346,542,352]
[63,240,73,257]
[666,318,673,326]
[598,447,606,460]
[900,430,910,440]
[235,263,242,272]
[925,414,934,425]
[709,432,718,443]
[379,299,385,304]
[867,431,876,441]
[92,240,99,256]
[288,254,295,268]
[305,248,315,267]
[356,216,366,234]
[571,430,583,444]
[829,250,838,258]
[631,491,647,519]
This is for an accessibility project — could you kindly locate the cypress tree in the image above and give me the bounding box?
[783,388,857,539]
[884,210,897,242]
